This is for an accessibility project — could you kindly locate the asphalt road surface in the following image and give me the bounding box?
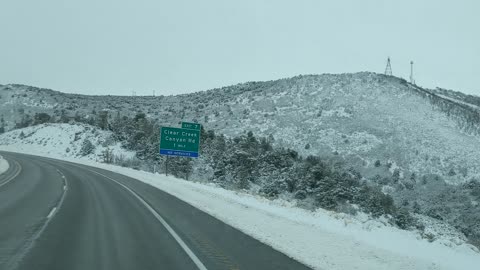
[0,151,313,270]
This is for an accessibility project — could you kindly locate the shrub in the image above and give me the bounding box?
[294,190,307,200]
[34,112,51,125]
[80,139,95,156]
[394,208,415,229]
[101,148,114,164]
[260,185,280,198]
[355,185,395,217]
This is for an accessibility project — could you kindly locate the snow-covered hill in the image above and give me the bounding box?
[1,72,479,183]
[0,123,134,161]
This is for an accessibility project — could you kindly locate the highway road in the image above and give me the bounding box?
[0,151,313,270]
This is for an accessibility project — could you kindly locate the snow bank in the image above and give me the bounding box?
[2,146,479,270]
[0,155,9,175]
[82,162,480,270]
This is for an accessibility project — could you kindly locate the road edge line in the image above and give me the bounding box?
[83,167,208,270]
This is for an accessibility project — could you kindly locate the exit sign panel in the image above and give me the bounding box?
[160,126,200,158]
[181,122,201,130]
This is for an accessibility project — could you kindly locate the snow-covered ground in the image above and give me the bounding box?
[0,123,135,161]
[1,129,479,269]
[83,162,480,270]
[0,155,9,175]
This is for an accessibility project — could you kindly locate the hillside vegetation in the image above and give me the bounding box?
[1,72,480,183]
[1,72,480,248]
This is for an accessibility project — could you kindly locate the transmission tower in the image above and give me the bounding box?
[410,61,415,84]
[384,57,393,76]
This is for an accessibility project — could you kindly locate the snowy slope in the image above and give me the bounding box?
[0,155,8,175]
[0,123,135,161]
[432,87,480,110]
[1,145,479,270]
[1,73,480,183]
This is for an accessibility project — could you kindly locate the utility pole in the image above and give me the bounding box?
[385,57,393,76]
[410,61,415,84]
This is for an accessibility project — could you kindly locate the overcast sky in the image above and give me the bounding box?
[0,0,478,96]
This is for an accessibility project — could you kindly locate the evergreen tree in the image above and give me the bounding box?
[97,110,109,130]
[355,185,395,217]
[34,112,51,125]
[394,208,415,229]
[0,115,5,134]
[392,169,400,183]
[60,109,69,123]
[16,113,32,128]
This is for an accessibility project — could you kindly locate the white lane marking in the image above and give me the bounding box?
[6,167,69,269]
[57,169,68,190]
[81,167,208,270]
[0,160,22,188]
[47,207,57,219]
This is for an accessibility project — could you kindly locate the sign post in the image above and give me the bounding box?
[165,156,169,176]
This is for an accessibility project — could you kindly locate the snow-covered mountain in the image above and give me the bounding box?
[1,72,479,183]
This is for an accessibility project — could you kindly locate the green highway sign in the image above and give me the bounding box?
[160,126,200,158]
[181,122,201,130]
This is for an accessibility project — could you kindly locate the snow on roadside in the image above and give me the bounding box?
[1,147,479,270]
[81,162,480,270]
[0,155,9,175]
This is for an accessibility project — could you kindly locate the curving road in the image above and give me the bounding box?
[0,151,313,270]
